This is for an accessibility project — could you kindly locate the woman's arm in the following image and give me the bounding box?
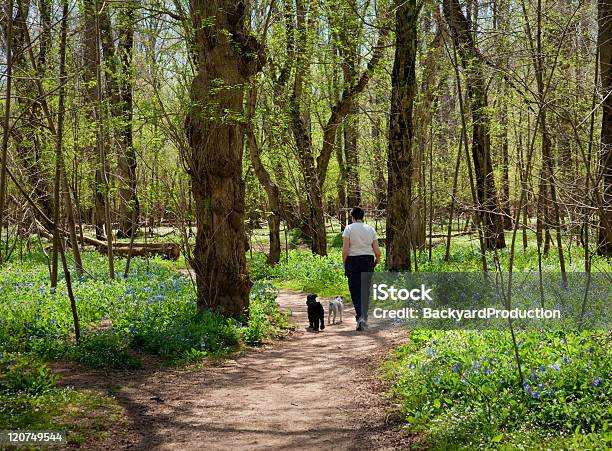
[372,238,381,267]
[342,237,350,266]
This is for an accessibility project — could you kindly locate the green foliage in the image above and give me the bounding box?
[288,228,310,245]
[384,330,612,449]
[129,308,241,362]
[244,281,289,345]
[0,388,127,445]
[69,332,141,369]
[331,232,344,248]
[0,353,57,396]
[250,249,348,297]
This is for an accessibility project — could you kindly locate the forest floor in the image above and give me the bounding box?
[54,291,412,450]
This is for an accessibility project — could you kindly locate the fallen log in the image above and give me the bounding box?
[37,227,180,260]
[99,243,180,260]
[38,227,106,247]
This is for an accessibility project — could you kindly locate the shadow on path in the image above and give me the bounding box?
[56,291,411,450]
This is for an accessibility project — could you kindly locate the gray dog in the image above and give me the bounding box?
[328,296,344,325]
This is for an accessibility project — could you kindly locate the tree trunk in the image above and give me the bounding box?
[284,1,388,255]
[186,0,262,314]
[443,0,506,249]
[370,92,387,211]
[344,107,360,212]
[386,0,419,271]
[0,0,13,265]
[339,0,361,213]
[288,100,328,255]
[51,0,73,287]
[526,0,566,280]
[335,128,348,230]
[82,0,105,240]
[413,14,444,248]
[114,1,140,238]
[288,0,327,255]
[246,88,281,265]
[499,84,513,229]
[599,0,612,255]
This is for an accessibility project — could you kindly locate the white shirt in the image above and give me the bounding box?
[342,222,378,256]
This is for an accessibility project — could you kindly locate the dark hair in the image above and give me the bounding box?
[350,207,365,220]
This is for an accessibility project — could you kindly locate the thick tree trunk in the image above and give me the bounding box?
[443,0,506,249]
[340,2,361,213]
[599,0,612,255]
[114,2,140,238]
[82,0,105,240]
[386,0,419,271]
[186,0,262,314]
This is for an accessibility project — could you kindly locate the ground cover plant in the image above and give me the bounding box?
[384,330,611,449]
[0,350,130,446]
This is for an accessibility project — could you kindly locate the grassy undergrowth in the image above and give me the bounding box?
[1,252,287,369]
[0,387,128,447]
[383,330,611,449]
[0,350,128,445]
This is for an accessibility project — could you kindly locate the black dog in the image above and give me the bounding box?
[306,294,325,331]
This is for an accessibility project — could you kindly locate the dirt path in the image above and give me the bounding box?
[58,291,409,450]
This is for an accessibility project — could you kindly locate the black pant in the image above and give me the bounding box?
[345,255,375,322]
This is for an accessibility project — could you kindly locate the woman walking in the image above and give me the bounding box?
[342,207,381,331]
